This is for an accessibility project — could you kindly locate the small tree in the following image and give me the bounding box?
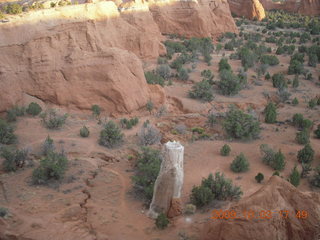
[301,163,312,178]
[178,68,189,81]
[308,99,317,109]
[292,97,299,105]
[26,102,42,116]
[146,100,154,114]
[218,58,231,72]
[1,147,29,172]
[292,75,299,89]
[0,119,16,145]
[155,213,169,229]
[190,185,214,207]
[230,153,250,173]
[91,105,101,118]
[80,126,90,137]
[289,165,300,187]
[218,70,242,96]
[264,102,277,123]
[310,166,320,188]
[99,121,124,148]
[40,109,68,130]
[297,144,314,164]
[314,125,320,139]
[189,79,214,102]
[255,173,264,183]
[138,124,162,146]
[295,129,310,144]
[272,73,287,89]
[42,136,55,156]
[220,144,231,156]
[271,150,286,171]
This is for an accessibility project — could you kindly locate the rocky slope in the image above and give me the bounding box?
[202,176,320,240]
[0,0,237,114]
[228,0,266,20]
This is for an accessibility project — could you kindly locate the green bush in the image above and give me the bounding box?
[189,79,213,102]
[310,166,320,188]
[292,97,299,105]
[218,58,231,72]
[220,144,231,156]
[255,173,264,183]
[80,126,90,137]
[292,114,313,130]
[131,147,162,201]
[230,153,249,173]
[4,3,22,14]
[1,147,28,172]
[288,60,304,75]
[295,129,309,144]
[289,165,300,187]
[190,172,242,208]
[178,67,189,81]
[314,125,320,138]
[0,119,16,145]
[260,54,279,66]
[218,70,243,96]
[6,105,25,122]
[145,71,165,87]
[264,102,277,123]
[0,207,8,218]
[146,100,154,114]
[138,124,161,146]
[42,136,55,156]
[91,104,101,117]
[99,121,124,148]
[301,163,312,178]
[32,152,68,184]
[292,75,299,89]
[223,107,260,140]
[120,117,139,129]
[271,150,286,171]
[272,73,287,89]
[308,99,317,109]
[26,102,42,116]
[40,110,68,129]
[207,114,216,128]
[155,213,169,229]
[156,64,171,80]
[260,144,286,171]
[297,144,314,164]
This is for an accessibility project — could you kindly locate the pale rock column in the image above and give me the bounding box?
[148,141,184,218]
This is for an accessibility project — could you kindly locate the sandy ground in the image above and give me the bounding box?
[1,22,320,240]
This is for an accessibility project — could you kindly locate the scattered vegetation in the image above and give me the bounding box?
[91,104,101,118]
[230,153,250,173]
[120,117,139,129]
[0,119,16,144]
[255,173,264,183]
[264,102,277,123]
[1,146,29,172]
[260,144,286,171]
[288,165,300,187]
[26,102,42,116]
[40,109,68,130]
[155,213,169,229]
[220,144,231,156]
[6,105,25,122]
[99,121,124,148]
[138,124,162,146]
[297,144,314,164]
[189,79,214,102]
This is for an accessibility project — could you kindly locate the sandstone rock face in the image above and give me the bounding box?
[261,0,320,15]
[202,176,320,240]
[148,141,184,218]
[149,0,238,38]
[228,0,266,20]
[0,2,165,113]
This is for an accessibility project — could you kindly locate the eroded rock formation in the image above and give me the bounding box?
[260,0,320,15]
[228,0,266,20]
[148,141,184,218]
[202,176,320,240]
[149,0,238,38]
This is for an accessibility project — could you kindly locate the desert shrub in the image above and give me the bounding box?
[260,54,279,66]
[255,173,264,183]
[131,147,162,201]
[295,129,310,144]
[138,124,161,146]
[308,99,317,109]
[273,171,280,176]
[206,113,216,128]
[238,47,257,70]
[120,118,139,129]
[223,107,260,140]
[260,144,285,171]
[310,166,320,188]
[6,105,25,122]
[190,172,242,207]
[201,70,214,83]
[277,88,291,103]
[218,70,243,96]
[191,127,205,134]
[0,11,4,19]
[178,67,189,81]
[91,104,101,117]
[42,136,55,156]
[265,72,271,80]
[174,124,187,134]
[292,98,299,105]
[314,125,320,138]
[218,58,231,72]
[1,147,29,172]
[99,121,124,148]
[145,71,165,86]
[156,64,171,80]
[32,152,68,184]
[292,75,299,89]
[271,150,286,171]
[272,73,287,89]
[301,163,312,178]
[155,213,169,229]
[184,204,196,214]
[0,119,16,145]
[230,153,249,173]
[288,60,304,75]
[157,57,167,64]
[40,110,68,129]
[219,144,230,157]
[146,100,154,114]
[308,54,318,67]
[80,126,90,137]
[189,79,213,102]
[292,114,313,130]
[0,207,8,218]
[297,144,314,164]
[26,102,42,116]
[4,3,22,14]
[289,165,300,187]
[264,102,277,123]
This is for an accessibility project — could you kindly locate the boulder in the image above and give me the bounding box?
[148,141,184,218]
[228,0,266,20]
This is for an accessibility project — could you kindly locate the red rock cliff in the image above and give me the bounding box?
[228,0,266,20]
[261,0,320,15]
